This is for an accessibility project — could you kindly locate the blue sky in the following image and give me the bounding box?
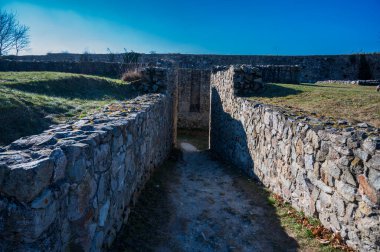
[1,0,380,55]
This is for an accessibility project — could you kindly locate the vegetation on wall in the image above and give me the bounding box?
[122,48,140,64]
[79,51,92,62]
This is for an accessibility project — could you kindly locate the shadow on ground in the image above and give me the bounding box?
[110,131,299,252]
[247,83,302,98]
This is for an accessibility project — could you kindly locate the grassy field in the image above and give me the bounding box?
[248,83,380,127]
[0,71,138,146]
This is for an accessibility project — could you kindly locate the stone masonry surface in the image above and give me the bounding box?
[177,68,210,129]
[0,68,176,251]
[210,65,380,251]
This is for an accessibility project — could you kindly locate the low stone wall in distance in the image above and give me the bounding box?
[316,80,380,86]
[8,53,380,82]
[0,60,147,78]
[0,69,175,251]
[210,65,380,251]
[258,65,300,84]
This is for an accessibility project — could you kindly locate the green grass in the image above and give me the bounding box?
[248,82,380,128]
[268,194,348,252]
[0,71,138,146]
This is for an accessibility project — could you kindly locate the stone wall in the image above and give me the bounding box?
[0,68,176,251]
[210,65,380,251]
[258,65,300,84]
[177,68,210,129]
[316,80,380,86]
[0,60,148,78]
[6,53,380,82]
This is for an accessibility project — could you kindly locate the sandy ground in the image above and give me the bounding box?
[111,135,300,252]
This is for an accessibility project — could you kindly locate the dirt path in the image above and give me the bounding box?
[111,134,300,252]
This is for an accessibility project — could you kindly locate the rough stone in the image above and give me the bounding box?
[367,154,380,170]
[0,158,53,202]
[0,69,175,251]
[335,180,356,202]
[358,174,379,204]
[210,65,380,251]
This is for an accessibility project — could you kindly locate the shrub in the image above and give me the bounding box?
[122,48,140,64]
[121,70,142,82]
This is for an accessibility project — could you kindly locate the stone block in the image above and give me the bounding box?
[358,174,379,204]
[31,189,54,209]
[50,148,67,182]
[0,158,54,202]
[336,180,356,202]
[367,154,380,171]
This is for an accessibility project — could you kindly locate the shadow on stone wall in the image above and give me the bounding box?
[210,87,300,249]
[211,87,255,177]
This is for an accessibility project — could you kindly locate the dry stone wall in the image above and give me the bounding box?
[7,53,380,82]
[0,68,176,251]
[210,65,380,251]
[257,65,300,84]
[0,60,146,78]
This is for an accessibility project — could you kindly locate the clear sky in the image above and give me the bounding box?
[1,0,380,55]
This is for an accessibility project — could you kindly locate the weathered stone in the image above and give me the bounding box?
[319,190,332,209]
[350,157,364,175]
[358,201,374,216]
[316,141,329,162]
[357,174,378,204]
[0,158,53,202]
[31,189,54,209]
[50,148,67,182]
[99,200,110,227]
[67,157,87,183]
[367,154,380,170]
[357,122,369,128]
[305,130,320,149]
[344,203,357,224]
[353,149,370,162]
[363,137,378,155]
[368,168,380,188]
[368,169,380,203]
[321,160,341,181]
[335,180,356,202]
[332,192,345,217]
[330,212,341,231]
[9,134,57,150]
[341,168,357,186]
[304,154,314,170]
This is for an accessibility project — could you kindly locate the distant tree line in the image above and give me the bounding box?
[0,9,30,56]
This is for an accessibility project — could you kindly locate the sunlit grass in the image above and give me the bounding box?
[0,71,137,145]
[249,82,380,127]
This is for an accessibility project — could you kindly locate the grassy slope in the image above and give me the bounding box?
[0,71,137,146]
[248,83,380,128]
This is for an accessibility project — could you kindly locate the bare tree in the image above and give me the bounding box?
[14,24,29,55]
[0,9,30,56]
[0,10,16,56]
